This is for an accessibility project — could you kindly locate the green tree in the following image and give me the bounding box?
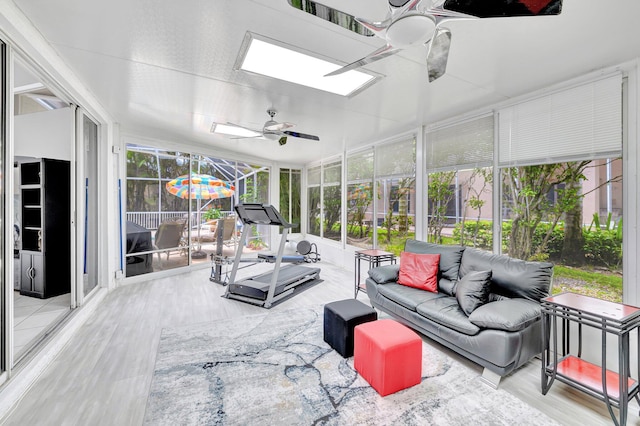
[347,183,372,239]
[323,185,342,239]
[308,187,321,235]
[503,165,560,260]
[380,177,415,244]
[560,160,622,265]
[397,177,414,236]
[427,171,456,243]
[126,150,159,212]
[503,162,591,261]
[459,168,492,247]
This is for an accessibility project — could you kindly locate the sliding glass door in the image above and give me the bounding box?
[0,39,7,383]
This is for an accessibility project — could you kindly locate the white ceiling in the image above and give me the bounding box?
[11,0,640,164]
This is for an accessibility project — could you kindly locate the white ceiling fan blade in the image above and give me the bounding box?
[211,122,263,138]
[224,121,262,133]
[325,44,400,77]
[230,135,264,140]
[283,130,320,141]
[264,121,294,132]
[426,27,451,82]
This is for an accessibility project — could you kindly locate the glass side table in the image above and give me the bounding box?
[541,292,640,426]
[354,249,396,298]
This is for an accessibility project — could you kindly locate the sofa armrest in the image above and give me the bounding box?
[367,264,400,284]
[468,299,541,332]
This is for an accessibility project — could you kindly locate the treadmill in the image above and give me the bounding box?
[223,203,321,308]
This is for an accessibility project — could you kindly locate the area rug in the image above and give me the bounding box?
[144,306,560,425]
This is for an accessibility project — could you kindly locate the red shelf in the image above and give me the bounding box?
[554,355,636,400]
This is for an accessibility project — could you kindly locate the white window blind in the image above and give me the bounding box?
[498,73,622,166]
[375,137,415,178]
[307,165,321,186]
[347,149,374,183]
[323,161,341,186]
[426,115,494,172]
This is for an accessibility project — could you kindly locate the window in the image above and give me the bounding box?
[280,168,301,233]
[306,160,344,242]
[425,115,494,248]
[125,144,269,274]
[427,168,492,249]
[497,74,623,301]
[322,160,342,242]
[346,149,374,248]
[235,162,270,250]
[307,166,321,236]
[375,138,416,254]
[501,159,622,301]
[126,147,189,275]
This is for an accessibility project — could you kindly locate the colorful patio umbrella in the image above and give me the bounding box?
[165,173,235,258]
[165,173,235,200]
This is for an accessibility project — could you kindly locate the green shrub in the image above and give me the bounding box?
[392,217,622,270]
[583,228,622,268]
[203,208,222,221]
[452,220,493,249]
[531,222,565,260]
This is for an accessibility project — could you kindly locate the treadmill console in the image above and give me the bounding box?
[235,203,292,228]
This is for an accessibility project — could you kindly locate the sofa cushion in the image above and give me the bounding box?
[397,252,440,292]
[416,297,481,336]
[459,247,553,302]
[378,283,446,311]
[368,264,400,284]
[404,239,465,296]
[469,299,542,332]
[455,270,492,316]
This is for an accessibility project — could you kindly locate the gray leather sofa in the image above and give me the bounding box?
[365,239,554,387]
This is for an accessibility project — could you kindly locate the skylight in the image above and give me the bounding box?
[211,123,262,138]
[236,33,378,97]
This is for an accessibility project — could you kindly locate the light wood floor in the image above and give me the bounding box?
[2,261,639,425]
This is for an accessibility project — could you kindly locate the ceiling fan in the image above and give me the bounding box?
[288,0,563,82]
[224,109,320,146]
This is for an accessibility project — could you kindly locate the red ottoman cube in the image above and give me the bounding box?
[354,319,422,396]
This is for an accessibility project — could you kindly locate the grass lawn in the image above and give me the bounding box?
[552,265,623,303]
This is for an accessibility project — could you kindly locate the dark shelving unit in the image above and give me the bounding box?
[20,159,71,298]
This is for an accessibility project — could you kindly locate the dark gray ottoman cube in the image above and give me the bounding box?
[324,299,377,357]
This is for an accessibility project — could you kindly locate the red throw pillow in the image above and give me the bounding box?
[397,252,440,292]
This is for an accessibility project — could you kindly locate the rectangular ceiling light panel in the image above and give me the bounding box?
[237,33,378,97]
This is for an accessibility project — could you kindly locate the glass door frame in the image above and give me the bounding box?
[0,37,9,385]
[74,107,101,306]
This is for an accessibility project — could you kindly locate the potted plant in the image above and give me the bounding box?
[203,208,222,224]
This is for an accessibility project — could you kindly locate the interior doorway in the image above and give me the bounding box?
[11,57,73,362]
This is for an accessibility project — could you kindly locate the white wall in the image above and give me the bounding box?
[14,107,72,160]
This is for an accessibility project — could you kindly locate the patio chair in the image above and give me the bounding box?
[212,217,237,247]
[153,219,187,265]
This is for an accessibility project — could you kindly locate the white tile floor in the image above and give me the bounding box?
[13,291,70,358]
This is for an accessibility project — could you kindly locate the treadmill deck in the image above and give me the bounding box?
[228,264,321,301]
